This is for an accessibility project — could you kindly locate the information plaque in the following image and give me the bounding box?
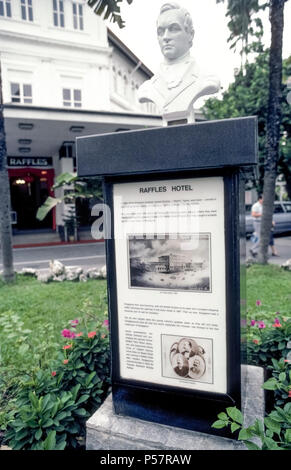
[113,176,226,395]
[76,117,258,438]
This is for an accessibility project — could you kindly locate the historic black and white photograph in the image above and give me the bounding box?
[161,335,213,384]
[128,234,212,292]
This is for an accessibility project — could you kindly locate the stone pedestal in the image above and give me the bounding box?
[86,365,264,450]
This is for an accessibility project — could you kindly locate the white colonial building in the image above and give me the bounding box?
[0,0,162,237]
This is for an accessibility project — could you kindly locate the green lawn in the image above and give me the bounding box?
[246,264,291,322]
[0,275,107,391]
[0,274,107,332]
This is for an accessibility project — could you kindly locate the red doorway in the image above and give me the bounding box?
[9,168,56,230]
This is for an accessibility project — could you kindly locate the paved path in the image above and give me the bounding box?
[246,235,291,265]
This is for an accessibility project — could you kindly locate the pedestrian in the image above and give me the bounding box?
[250,194,263,257]
[269,220,279,256]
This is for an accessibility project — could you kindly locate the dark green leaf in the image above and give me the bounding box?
[226,407,243,424]
[238,427,254,440]
[231,422,241,433]
[263,437,282,450]
[35,428,42,441]
[244,440,261,450]
[212,420,227,429]
[263,378,277,390]
[264,417,281,436]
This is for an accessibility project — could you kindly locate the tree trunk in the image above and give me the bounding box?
[285,173,291,200]
[258,0,285,264]
[0,61,14,282]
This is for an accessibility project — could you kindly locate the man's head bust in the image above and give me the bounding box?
[138,2,220,124]
[157,3,194,62]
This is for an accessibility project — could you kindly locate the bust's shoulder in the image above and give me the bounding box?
[195,63,220,89]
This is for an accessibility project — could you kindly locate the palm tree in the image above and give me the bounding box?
[87,0,133,28]
[0,60,14,282]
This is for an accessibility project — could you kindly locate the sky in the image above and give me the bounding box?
[106,0,291,97]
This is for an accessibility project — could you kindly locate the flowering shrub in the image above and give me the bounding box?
[5,314,110,450]
[212,300,291,447]
[247,316,291,366]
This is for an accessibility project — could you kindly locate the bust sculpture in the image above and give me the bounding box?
[137,2,220,124]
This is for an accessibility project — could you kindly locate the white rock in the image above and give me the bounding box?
[49,259,65,276]
[53,274,67,282]
[21,268,37,276]
[281,258,291,270]
[66,270,82,281]
[79,273,88,282]
[87,268,102,279]
[37,272,53,283]
[69,266,83,275]
[100,265,107,278]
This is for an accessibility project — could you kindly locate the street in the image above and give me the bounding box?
[0,241,106,273]
[0,236,290,274]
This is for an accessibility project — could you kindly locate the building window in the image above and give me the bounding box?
[53,0,64,28]
[62,88,82,107]
[10,82,32,104]
[0,0,12,17]
[72,2,83,30]
[20,0,33,21]
[59,141,75,159]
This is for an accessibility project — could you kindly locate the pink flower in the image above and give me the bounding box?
[61,329,72,338]
[256,300,262,306]
[63,359,69,365]
[76,332,83,337]
[250,320,256,326]
[63,344,72,350]
[272,323,282,328]
[103,319,109,329]
[289,390,291,398]
[258,321,266,329]
[284,360,291,363]
[61,329,76,339]
[88,331,96,339]
[51,371,56,377]
[253,339,259,344]
[71,319,79,327]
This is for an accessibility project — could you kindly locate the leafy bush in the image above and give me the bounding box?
[5,316,110,450]
[212,306,291,449]
[263,358,291,408]
[212,404,291,450]
[6,384,85,450]
[247,316,291,366]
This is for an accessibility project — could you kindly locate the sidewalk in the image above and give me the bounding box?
[12,229,97,248]
[246,235,291,266]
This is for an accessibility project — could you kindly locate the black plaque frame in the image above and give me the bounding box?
[76,118,257,439]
